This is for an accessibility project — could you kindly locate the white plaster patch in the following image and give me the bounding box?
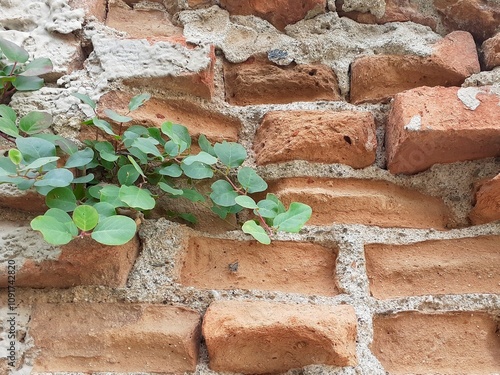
[341,0,386,18]
[404,115,422,132]
[44,0,84,34]
[457,87,483,110]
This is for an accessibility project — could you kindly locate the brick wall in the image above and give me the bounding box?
[1,0,500,374]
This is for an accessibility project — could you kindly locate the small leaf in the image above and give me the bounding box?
[20,58,53,76]
[267,193,286,215]
[95,141,119,162]
[178,212,197,224]
[117,164,140,185]
[30,215,74,245]
[64,148,94,168]
[44,208,78,236]
[73,205,99,231]
[72,93,96,109]
[92,118,116,136]
[180,189,205,202]
[158,164,182,177]
[93,202,116,220]
[273,202,312,233]
[214,141,247,168]
[237,167,268,193]
[99,185,125,208]
[255,199,279,219]
[91,215,137,245]
[0,157,17,176]
[19,111,52,134]
[72,173,95,184]
[55,137,79,155]
[198,134,215,156]
[0,104,17,122]
[132,137,162,158]
[158,182,183,196]
[8,149,22,165]
[13,76,44,91]
[181,161,214,179]
[128,93,151,111]
[242,220,271,245]
[34,168,74,187]
[0,38,29,63]
[0,117,19,138]
[161,122,191,152]
[127,155,146,178]
[235,195,258,209]
[119,185,155,210]
[182,151,217,166]
[16,137,55,162]
[46,187,77,212]
[104,109,132,123]
[22,156,59,170]
[210,180,238,207]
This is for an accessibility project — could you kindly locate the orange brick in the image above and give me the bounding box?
[350,31,479,104]
[224,56,341,106]
[179,237,338,296]
[0,187,46,213]
[386,86,500,174]
[482,33,500,69]
[30,303,201,372]
[69,0,107,22]
[219,0,326,31]
[0,235,139,288]
[470,173,500,224]
[265,177,450,229]
[365,236,500,299]
[254,110,376,168]
[372,312,500,374]
[203,300,357,373]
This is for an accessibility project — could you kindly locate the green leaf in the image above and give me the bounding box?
[158,164,182,177]
[8,149,22,165]
[147,127,164,145]
[182,151,217,166]
[20,58,53,76]
[19,111,52,134]
[255,198,279,219]
[72,173,95,184]
[273,202,312,233]
[237,167,268,193]
[158,182,183,196]
[0,38,29,63]
[242,220,271,244]
[55,137,79,155]
[72,205,99,231]
[30,215,74,245]
[72,93,96,110]
[99,185,125,208]
[161,122,191,153]
[119,185,155,210]
[46,187,77,212]
[178,212,197,224]
[128,93,151,111]
[117,164,140,185]
[95,141,119,162]
[92,118,116,136]
[214,141,247,168]
[22,156,59,170]
[91,215,137,245]
[93,202,116,220]
[34,168,73,187]
[235,195,258,209]
[44,208,78,236]
[127,155,146,177]
[210,180,238,207]
[16,137,55,162]
[64,148,94,168]
[198,134,215,156]
[0,117,19,138]
[181,189,205,202]
[13,76,44,91]
[132,137,162,158]
[267,193,286,215]
[181,161,214,179]
[0,104,17,122]
[104,109,132,123]
[0,157,17,176]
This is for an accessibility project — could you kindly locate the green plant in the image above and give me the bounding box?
[0,37,53,104]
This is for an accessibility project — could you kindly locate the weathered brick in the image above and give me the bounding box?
[96,90,240,142]
[386,86,500,175]
[434,0,500,42]
[29,303,201,372]
[470,173,500,224]
[219,0,326,31]
[69,0,107,22]
[0,235,139,288]
[253,110,376,168]
[365,236,500,299]
[179,237,338,296]
[265,178,450,229]
[106,0,182,38]
[203,300,357,373]
[0,186,46,213]
[482,33,500,69]
[224,56,341,106]
[188,0,216,8]
[372,312,500,374]
[350,31,480,104]
[93,37,215,99]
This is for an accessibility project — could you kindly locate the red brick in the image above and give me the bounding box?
[219,0,326,31]
[105,0,182,38]
[188,0,216,8]
[179,237,338,296]
[69,0,107,22]
[253,110,376,168]
[372,312,500,374]
[482,33,500,69]
[265,177,451,229]
[30,303,201,372]
[386,86,500,174]
[350,31,479,104]
[434,0,500,42]
[96,91,240,143]
[365,236,500,299]
[203,300,357,373]
[224,56,341,106]
[0,235,139,288]
[0,187,46,213]
[470,173,500,224]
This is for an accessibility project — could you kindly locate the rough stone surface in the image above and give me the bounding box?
[470,173,500,224]
[224,56,341,105]
[434,0,500,42]
[203,300,357,373]
[372,312,500,374]
[69,0,107,22]
[265,177,451,229]
[29,303,201,372]
[179,237,339,295]
[365,236,500,299]
[483,32,500,69]
[350,31,480,103]
[253,110,376,167]
[219,0,327,30]
[386,86,500,174]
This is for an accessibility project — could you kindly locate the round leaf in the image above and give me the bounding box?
[72,205,99,231]
[0,118,19,138]
[20,57,53,76]
[128,93,151,111]
[0,38,29,63]
[19,111,52,134]
[91,215,137,245]
[210,180,238,207]
[182,151,217,166]
[31,215,74,245]
[158,164,182,177]
[13,76,44,91]
[0,104,17,122]
[64,148,94,168]
[214,141,247,168]
[44,208,79,236]
[93,202,116,219]
[8,149,22,165]
[119,185,155,210]
[242,220,271,245]
[181,161,214,179]
[46,187,77,212]
[34,168,73,187]
[118,164,140,185]
[234,195,258,209]
[273,202,312,233]
[237,167,268,193]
